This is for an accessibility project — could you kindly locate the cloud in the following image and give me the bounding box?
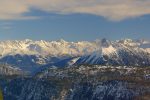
[0,22,12,30]
[0,0,39,20]
[0,0,150,21]
[1,26,12,30]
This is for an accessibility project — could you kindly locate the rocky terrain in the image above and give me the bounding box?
[0,39,150,100]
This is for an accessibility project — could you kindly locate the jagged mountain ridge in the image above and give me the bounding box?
[0,38,150,100]
[76,39,150,66]
[0,39,98,56]
[0,38,149,57]
[0,38,150,74]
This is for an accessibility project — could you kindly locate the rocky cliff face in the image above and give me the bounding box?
[0,65,150,100]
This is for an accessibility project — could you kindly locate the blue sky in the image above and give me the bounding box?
[0,0,150,41]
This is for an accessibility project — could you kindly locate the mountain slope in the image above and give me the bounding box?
[1,65,150,100]
[76,39,150,66]
[0,39,98,56]
[0,39,149,57]
[0,64,22,75]
[0,38,150,74]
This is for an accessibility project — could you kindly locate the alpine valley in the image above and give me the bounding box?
[0,38,150,100]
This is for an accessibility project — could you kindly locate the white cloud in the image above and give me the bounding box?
[0,0,150,21]
[0,22,12,30]
[1,26,12,30]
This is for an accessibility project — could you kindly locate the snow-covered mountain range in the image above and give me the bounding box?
[0,39,150,100]
[76,39,150,66]
[0,38,149,57]
[0,38,150,74]
[0,39,98,56]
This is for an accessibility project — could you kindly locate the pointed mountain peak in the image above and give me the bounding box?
[57,39,67,43]
[101,38,111,47]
